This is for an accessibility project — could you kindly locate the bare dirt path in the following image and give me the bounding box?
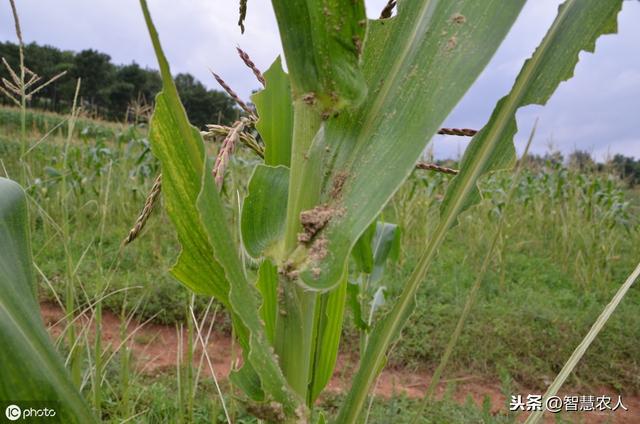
[40,302,639,423]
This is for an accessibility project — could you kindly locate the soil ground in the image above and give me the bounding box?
[40,302,639,423]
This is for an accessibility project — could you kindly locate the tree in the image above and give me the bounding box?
[611,154,640,186]
[0,41,237,124]
[69,49,115,113]
[568,150,596,172]
[174,73,237,128]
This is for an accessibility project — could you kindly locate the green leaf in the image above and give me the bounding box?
[139,1,231,302]
[274,283,313,400]
[308,279,347,402]
[44,166,62,179]
[241,165,289,259]
[270,0,367,112]
[296,0,527,290]
[347,281,368,331]
[199,160,302,414]
[140,1,302,415]
[0,178,96,424]
[149,92,232,300]
[370,222,400,284]
[337,1,623,421]
[252,57,294,167]
[351,221,375,274]
[256,259,279,345]
[315,411,327,424]
[442,0,623,222]
[230,362,265,402]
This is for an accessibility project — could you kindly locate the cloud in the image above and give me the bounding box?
[439,0,640,160]
[1,0,638,160]
[0,0,282,101]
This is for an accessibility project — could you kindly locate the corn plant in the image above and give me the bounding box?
[133,0,626,421]
[0,0,629,423]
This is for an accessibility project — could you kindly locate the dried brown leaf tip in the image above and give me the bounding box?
[298,205,341,244]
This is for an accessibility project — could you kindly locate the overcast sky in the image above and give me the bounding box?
[1,0,638,160]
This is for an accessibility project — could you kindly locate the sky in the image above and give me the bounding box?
[1,0,638,160]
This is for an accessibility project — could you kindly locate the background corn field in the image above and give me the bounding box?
[1,0,639,422]
[1,103,638,422]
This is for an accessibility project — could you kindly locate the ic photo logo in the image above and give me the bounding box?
[5,405,21,421]
[4,403,57,421]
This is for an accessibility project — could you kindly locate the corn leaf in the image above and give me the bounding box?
[140,0,301,414]
[241,165,289,259]
[148,93,233,298]
[270,0,367,112]
[230,361,264,402]
[139,11,230,302]
[347,282,369,331]
[256,260,279,345]
[198,160,301,413]
[442,0,624,222]
[370,222,401,284]
[316,412,327,424]
[148,81,269,403]
[274,283,316,400]
[337,1,623,421]
[0,178,96,424]
[252,57,293,167]
[308,279,347,402]
[296,0,526,290]
[351,221,376,274]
